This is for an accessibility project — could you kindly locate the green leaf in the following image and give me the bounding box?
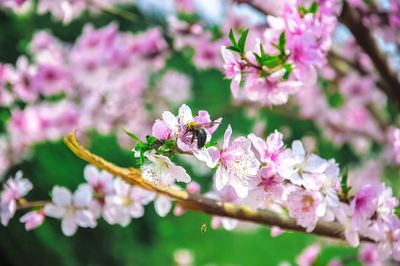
[139,149,145,164]
[263,56,281,69]
[259,43,266,60]
[176,12,200,24]
[328,92,345,109]
[278,32,286,54]
[395,206,400,219]
[298,6,307,15]
[228,29,237,46]
[309,2,319,14]
[226,46,241,53]
[238,28,249,54]
[341,167,351,196]
[205,141,217,148]
[210,25,223,41]
[146,136,157,144]
[253,53,263,66]
[282,64,293,80]
[124,130,143,143]
[298,2,319,15]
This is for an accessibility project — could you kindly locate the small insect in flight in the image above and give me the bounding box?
[184,121,220,149]
[201,223,207,234]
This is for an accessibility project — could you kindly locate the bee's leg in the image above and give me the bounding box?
[190,131,196,144]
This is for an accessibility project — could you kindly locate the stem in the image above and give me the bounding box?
[88,0,137,22]
[64,131,375,243]
[17,198,48,210]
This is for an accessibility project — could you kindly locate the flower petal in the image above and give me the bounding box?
[154,196,172,217]
[44,203,66,218]
[52,186,72,207]
[61,216,78,236]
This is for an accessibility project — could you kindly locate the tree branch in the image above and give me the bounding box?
[63,131,374,243]
[339,2,400,109]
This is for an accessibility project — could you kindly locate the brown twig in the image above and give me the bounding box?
[63,131,374,243]
[339,2,400,109]
[17,198,48,210]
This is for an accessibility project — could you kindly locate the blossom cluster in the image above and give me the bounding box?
[1,100,400,262]
[0,165,200,235]
[0,0,132,24]
[0,0,400,264]
[127,104,400,262]
[0,23,192,177]
[220,0,338,106]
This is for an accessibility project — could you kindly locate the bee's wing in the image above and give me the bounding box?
[194,122,221,129]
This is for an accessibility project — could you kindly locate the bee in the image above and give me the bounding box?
[184,122,220,149]
[201,223,207,234]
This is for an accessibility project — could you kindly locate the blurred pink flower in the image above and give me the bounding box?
[44,185,96,236]
[1,171,32,226]
[20,210,45,231]
[286,188,321,232]
[103,179,154,226]
[296,244,321,266]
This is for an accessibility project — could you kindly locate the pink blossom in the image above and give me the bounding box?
[8,101,80,153]
[37,0,86,24]
[334,202,360,247]
[350,184,383,230]
[327,259,342,266]
[348,160,382,193]
[141,153,191,184]
[186,181,200,194]
[1,171,33,226]
[244,70,302,106]
[161,104,221,152]
[128,27,169,70]
[35,64,72,96]
[44,185,96,236]
[0,0,27,9]
[246,166,284,207]
[316,159,340,221]
[221,46,245,97]
[289,33,323,68]
[248,130,285,170]
[277,140,328,190]
[152,119,173,140]
[157,70,191,106]
[174,0,195,13]
[286,188,321,232]
[83,165,114,218]
[84,165,114,196]
[173,248,194,266]
[359,244,383,266]
[207,125,260,198]
[103,179,155,226]
[13,56,39,102]
[154,195,172,217]
[193,40,222,69]
[19,210,45,231]
[339,71,376,103]
[296,244,321,266]
[0,64,15,106]
[29,31,67,65]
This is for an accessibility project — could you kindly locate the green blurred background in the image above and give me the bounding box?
[0,6,364,266]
